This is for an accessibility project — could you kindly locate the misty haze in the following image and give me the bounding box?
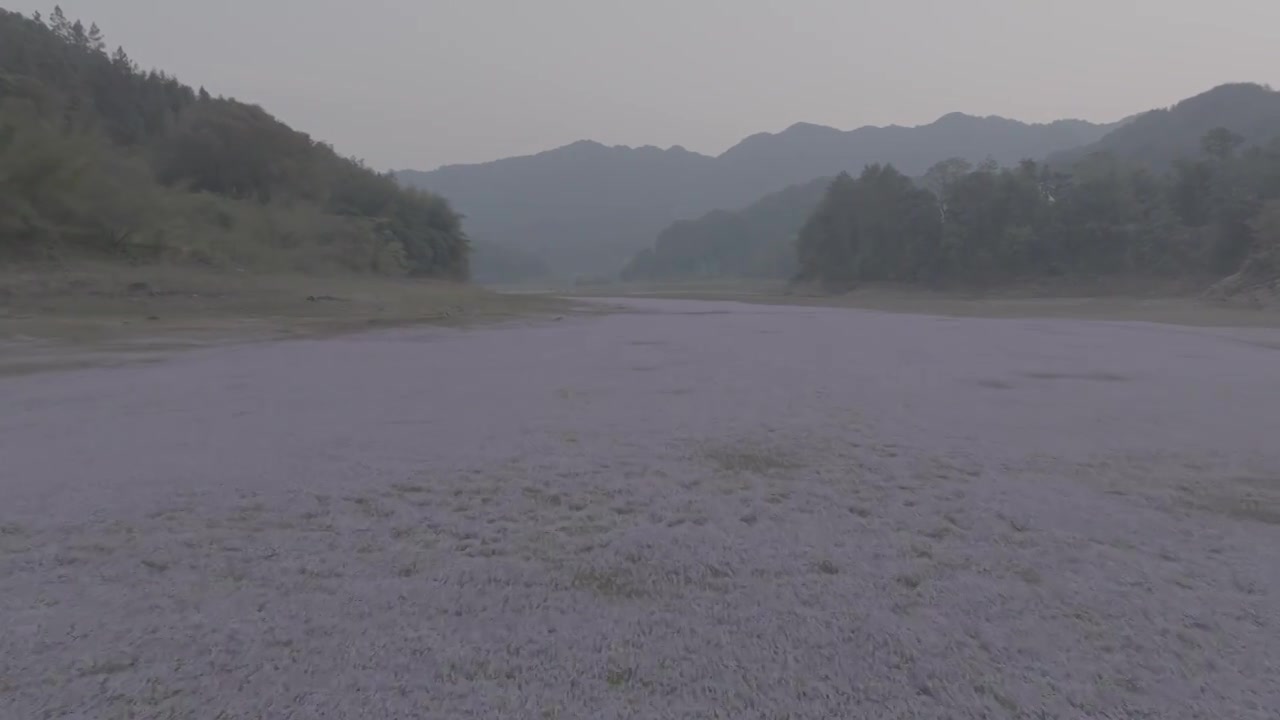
[2,2,1280,719]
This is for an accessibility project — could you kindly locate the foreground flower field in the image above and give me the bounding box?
[2,298,1277,719]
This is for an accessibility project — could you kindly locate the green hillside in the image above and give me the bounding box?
[1048,84,1280,170]
[1,7,468,278]
[796,138,1280,292]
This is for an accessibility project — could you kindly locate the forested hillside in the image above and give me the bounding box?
[628,83,1280,291]
[0,7,469,278]
[796,132,1280,294]
[398,115,1112,279]
[1047,84,1280,170]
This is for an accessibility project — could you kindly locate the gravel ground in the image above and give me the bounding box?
[2,297,1279,719]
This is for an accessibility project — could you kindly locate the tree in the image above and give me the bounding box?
[111,46,136,74]
[1171,158,1214,226]
[1202,127,1244,161]
[1209,199,1280,296]
[922,157,972,221]
[796,173,858,286]
[49,6,69,40]
[87,22,105,54]
[69,19,87,47]
[795,166,941,287]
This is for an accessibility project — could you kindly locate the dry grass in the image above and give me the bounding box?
[698,442,804,475]
[0,262,579,374]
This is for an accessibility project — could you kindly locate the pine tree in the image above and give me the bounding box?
[87,22,106,54]
[70,20,87,46]
[111,46,136,74]
[50,5,70,40]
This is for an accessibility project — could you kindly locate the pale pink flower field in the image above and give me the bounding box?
[2,298,1278,718]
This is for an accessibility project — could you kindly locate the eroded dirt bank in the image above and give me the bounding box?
[2,298,1278,718]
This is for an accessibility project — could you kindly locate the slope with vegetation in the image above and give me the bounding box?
[0,6,468,278]
[796,126,1280,295]
[1047,83,1280,171]
[398,115,1113,278]
[629,83,1280,294]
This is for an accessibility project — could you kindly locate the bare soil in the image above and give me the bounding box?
[2,297,1278,718]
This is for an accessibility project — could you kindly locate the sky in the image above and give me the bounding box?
[12,0,1280,171]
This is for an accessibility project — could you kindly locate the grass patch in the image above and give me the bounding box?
[812,558,841,575]
[895,573,924,590]
[699,442,803,475]
[571,568,648,600]
[605,665,635,687]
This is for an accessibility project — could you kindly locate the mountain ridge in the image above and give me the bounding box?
[1047,82,1280,168]
[405,113,1116,176]
[626,82,1280,284]
[398,112,1117,278]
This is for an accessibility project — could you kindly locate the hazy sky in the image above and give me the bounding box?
[13,1,1280,171]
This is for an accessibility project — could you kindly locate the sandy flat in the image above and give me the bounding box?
[2,298,1278,719]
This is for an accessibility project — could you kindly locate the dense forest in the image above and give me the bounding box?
[0,7,469,277]
[796,127,1280,293]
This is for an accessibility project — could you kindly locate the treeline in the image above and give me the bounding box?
[796,130,1280,292]
[0,7,468,277]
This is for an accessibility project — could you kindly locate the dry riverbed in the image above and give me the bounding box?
[2,296,1278,718]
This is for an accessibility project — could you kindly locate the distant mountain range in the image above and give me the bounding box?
[397,114,1116,279]
[400,82,1280,282]
[1047,83,1280,169]
[625,83,1280,283]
